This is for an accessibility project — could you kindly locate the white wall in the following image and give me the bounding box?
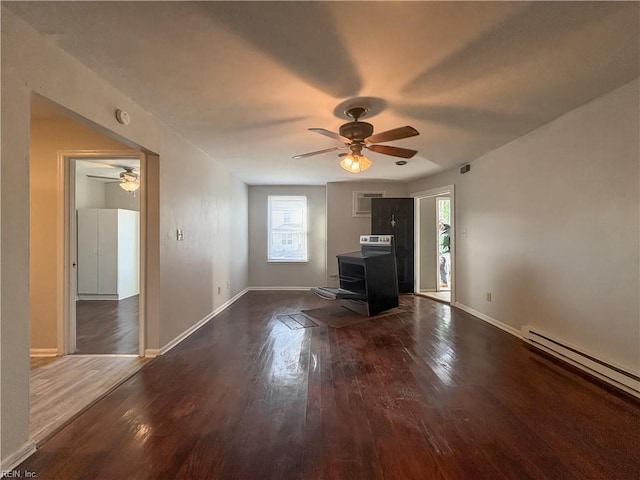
[116,209,140,299]
[157,132,248,346]
[76,176,106,210]
[409,79,640,374]
[325,182,408,286]
[105,182,140,211]
[229,180,249,296]
[1,9,249,465]
[248,186,326,288]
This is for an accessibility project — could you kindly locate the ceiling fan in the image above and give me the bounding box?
[293,107,419,173]
[87,166,140,192]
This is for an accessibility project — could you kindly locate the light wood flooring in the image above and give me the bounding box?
[419,290,451,303]
[19,291,640,479]
[30,356,58,370]
[30,355,147,445]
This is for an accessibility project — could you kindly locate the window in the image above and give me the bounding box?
[268,196,307,262]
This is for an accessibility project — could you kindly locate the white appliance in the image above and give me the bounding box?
[77,208,140,300]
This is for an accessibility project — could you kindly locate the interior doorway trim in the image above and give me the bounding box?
[411,185,456,305]
[56,149,146,356]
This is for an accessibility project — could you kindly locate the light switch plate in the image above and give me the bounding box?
[177,229,184,241]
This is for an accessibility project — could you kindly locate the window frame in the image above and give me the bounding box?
[267,195,308,263]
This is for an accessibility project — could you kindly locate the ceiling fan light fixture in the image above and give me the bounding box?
[293,107,419,166]
[119,179,140,192]
[340,154,372,173]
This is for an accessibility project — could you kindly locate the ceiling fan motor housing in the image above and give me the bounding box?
[339,121,374,141]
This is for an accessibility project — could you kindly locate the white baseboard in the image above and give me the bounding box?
[1,441,36,472]
[521,326,640,398]
[117,292,139,300]
[248,286,312,291]
[150,287,250,357]
[453,304,639,397]
[29,348,58,357]
[452,302,522,338]
[78,294,119,301]
[155,313,216,357]
[214,287,250,316]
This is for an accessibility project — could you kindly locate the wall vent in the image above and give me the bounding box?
[353,191,385,217]
[521,326,640,397]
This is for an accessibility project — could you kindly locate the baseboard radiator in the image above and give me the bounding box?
[521,326,640,397]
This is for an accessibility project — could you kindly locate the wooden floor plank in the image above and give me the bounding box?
[18,292,640,479]
[75,295,139,354]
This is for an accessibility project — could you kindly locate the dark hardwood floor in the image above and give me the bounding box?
[20,292,640,479]
[75,295,139,354]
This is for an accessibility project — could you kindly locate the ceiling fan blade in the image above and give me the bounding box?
[87,174,120,181]
[292,146,344,159]
[308,128,350,143]
[366,144,418,159]
[366,126,419,144]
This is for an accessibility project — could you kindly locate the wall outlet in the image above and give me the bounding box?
[226,282,230,289]
[176,229,184,241]
[486,292,492,302]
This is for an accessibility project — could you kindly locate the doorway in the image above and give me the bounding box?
[414,185,455,304]
[437,196,451,293]
[73,158,141,355]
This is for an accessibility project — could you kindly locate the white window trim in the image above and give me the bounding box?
[267,195,308,263]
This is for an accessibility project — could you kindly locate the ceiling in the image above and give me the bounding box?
[7,1,639,185]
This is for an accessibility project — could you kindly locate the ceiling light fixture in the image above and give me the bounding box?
[118,166,140,192]
[340,153,372,173]
[119,179,140,192]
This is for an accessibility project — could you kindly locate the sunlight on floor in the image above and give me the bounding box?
[418,290,451,303]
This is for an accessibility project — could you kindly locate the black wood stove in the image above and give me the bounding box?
[312,235,399,316]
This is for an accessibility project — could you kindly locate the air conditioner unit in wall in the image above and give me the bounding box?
[352,191,385,217]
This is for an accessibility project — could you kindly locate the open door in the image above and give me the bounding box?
[413,186,455,304]
[437,196,451,292]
